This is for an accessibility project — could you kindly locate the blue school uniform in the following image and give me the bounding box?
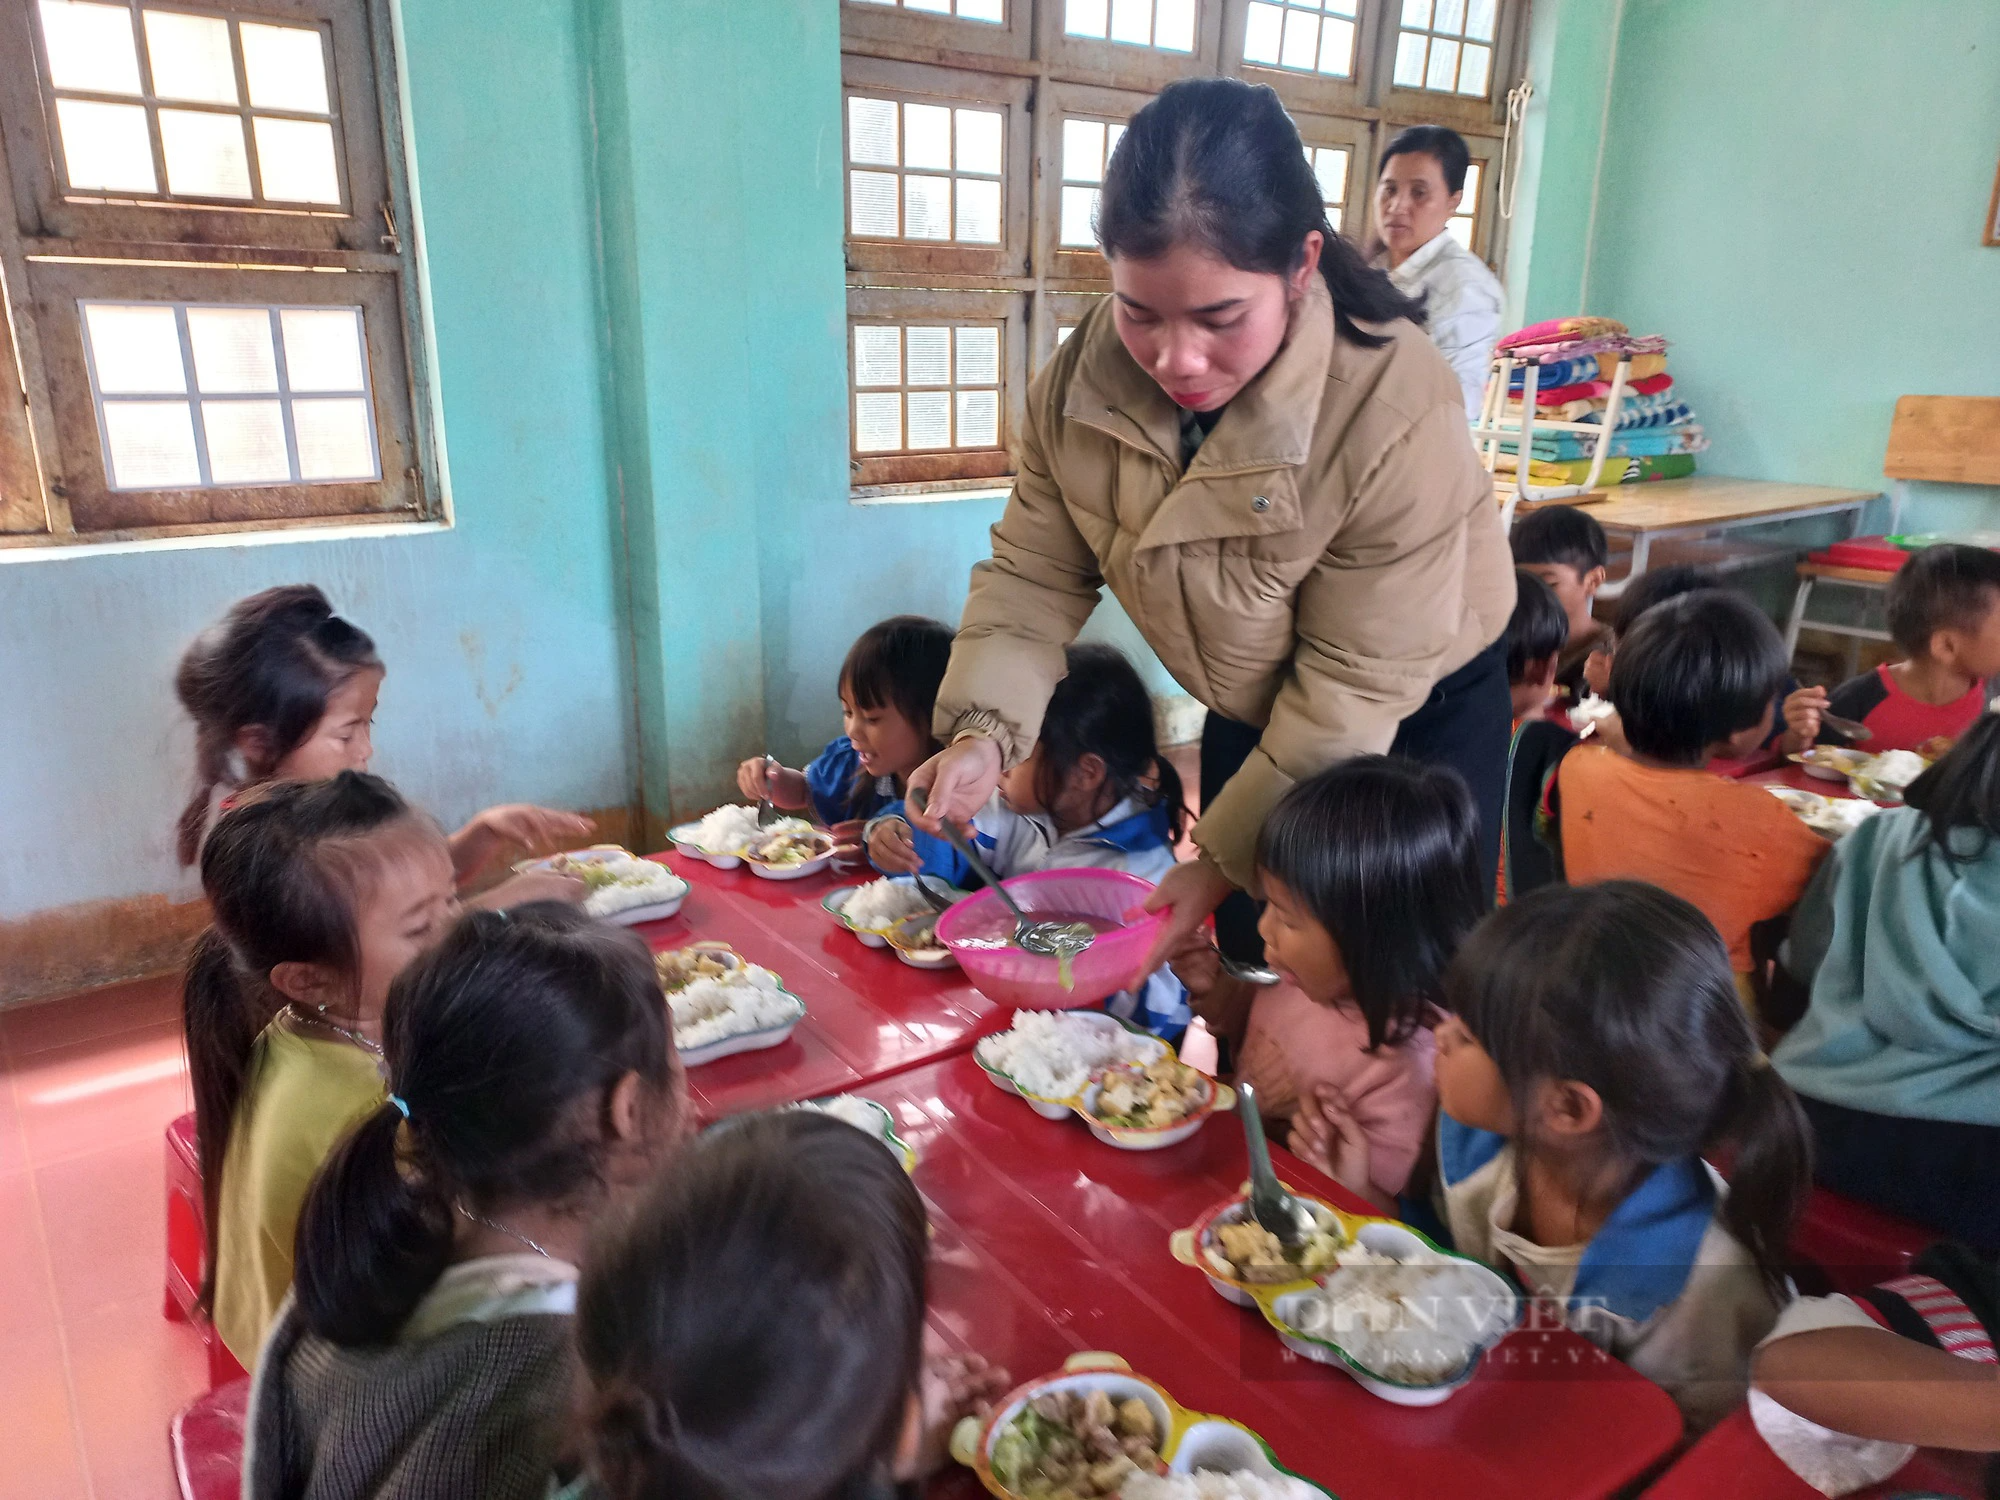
[1437,1115,1782,1433]
[802,737,898,827]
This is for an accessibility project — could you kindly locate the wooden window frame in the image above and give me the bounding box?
[1294,109,1369,238]
[1040,0,1224,91]
[1226,0,1380,116]
[1376,0,1527,133]
[1038,80,1151,289]
[1032,287,1105,372]
[0,0,438,547]
[839,0,1033,64]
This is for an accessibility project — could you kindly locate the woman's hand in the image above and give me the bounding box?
[867,816,923,875]
[450,804,594,881]
[736,758,810,810]
[1289,1083,1388,1210]
[1779,685,1827,754]
[905,737,1002,832]
[1135,855,1237,988]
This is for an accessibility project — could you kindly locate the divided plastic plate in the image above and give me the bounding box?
[789,1094,918,1173]
[972,1015,1232,1151]
[512,845,689,926]
[657,942,808,1068]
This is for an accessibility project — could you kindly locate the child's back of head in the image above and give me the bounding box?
[1445,881,1811,1290]
[293,904,682,1346]
[1505,569,1568,712]
[577,1110,927,1500]
[1610,589,1787,765]
[175,585,381,865]
[1885,544,2000,662]
[1256,755,1486,1049]
[1031,642,1187,841]
[1510,505,1609,575]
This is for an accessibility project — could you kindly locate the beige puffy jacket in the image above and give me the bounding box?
[934,276,1515,889]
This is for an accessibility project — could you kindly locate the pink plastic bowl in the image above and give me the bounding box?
[934,868,1164,1010]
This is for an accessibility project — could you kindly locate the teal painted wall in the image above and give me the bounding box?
[1580,0,2000,530]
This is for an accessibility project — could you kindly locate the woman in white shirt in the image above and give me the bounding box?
[1372,125,1503,418]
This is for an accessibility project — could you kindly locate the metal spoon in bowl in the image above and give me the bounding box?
[755,754,788,828]
[907,786,1097,961]
[1238,1081,1318,1252]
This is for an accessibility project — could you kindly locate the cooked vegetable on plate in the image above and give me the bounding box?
[746,821,828,867]
[1088,1056,1207,1130]
[1208,1213,1345,1284]
[989,1387,1162,1499]
[516,846,687,922]
[974,1011,1164,1101]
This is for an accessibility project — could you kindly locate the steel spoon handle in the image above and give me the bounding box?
[1239,1081,1279,1193]
[908,785,1029,925]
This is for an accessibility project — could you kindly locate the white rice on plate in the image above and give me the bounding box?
[1122,1473,1320,1500]
[792,1094,890,1138]
[1286,1245,1503,1385]
[670,965,797,1051]
[975,1010,1163,1100]
[840,877,933,931]
[690,804,764,855]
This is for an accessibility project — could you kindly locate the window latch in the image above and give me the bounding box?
[379,199,401,255]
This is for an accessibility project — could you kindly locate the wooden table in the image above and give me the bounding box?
[1582,477,1881,600]
[879,1052,1687,1500]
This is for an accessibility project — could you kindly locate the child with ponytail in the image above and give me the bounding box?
[1432,881,1813,1434]
[243,904,683,1500]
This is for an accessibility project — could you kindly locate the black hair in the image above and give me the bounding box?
[184,771,438,1312]
[1510,504,1609,574]
[174,584,381,866]
[1035,643,1188,843]
[1505,568,1570,685]
[837,616,956,819]
[1904,710,2000,865]
[576,1111,927,1500]
[1609,590,1787,765]
[1884,544,2000,657]
[1378,124,1472,196]
[1096,77,1424,350]
[1611,563,1719,641]
[294,904,678,1346]
[1447,882,1811,1296]
[1256,756,1485,1050]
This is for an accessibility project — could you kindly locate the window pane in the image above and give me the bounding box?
[1108,0,1150,45]
[1318,16,1354,74]
[958,0,1004,20]
[39,1,141,95]
[1402,0,1432,24]
[955,326,999,386]
[854,326,901,387]
[1326,0,1358,14]
[1279,8,1319,71]
[55,99,157,193]
[906,0,950,11]
[1065,0,1108,37]
[143,11,237,105]
[903,103,952,171]
[1060,184,1099,247]
[1055,324,1076,345]
[292,398,375,480]
[1154,0,1195,50]
[1445,216,1473,250]
[955,109,1002,175]
[1393,31,1428,86]
[1062,119,1106,183]
[1425,37,1460,90]
[1458,41,1491,94]
[188,307,278,393]
[850,170,899,236]
[201,399,290,482]
[1465,0,1497,40]
[84,304,186,394]
[160,109,253,199]
[956,389,998,448]
[1435,0,1466,32]
[855,392,902,452]
[955,177,1000,243]
[102,400,200,487]
[848,97,898,166]
[1462,162,1482,201]
[906,391,951,449]
[253,116,341,203]
[1107,123,1126,160]
[1310,147,1348,206]
[906,326,950,385]
[904,174,951,239]
[1243,1,1283,65]
[240,22,331,113]
[280,308,366,391]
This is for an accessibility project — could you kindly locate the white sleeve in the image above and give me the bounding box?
[1423,264,1503,419]
[1749,1295,1916,1498]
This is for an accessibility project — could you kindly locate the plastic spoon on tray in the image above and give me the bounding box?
[1238,1081,1316,1252]
[906,786,1096,962]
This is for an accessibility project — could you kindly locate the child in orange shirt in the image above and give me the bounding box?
[1558,590,1830,998]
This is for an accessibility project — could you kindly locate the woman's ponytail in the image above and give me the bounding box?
[1710,1053,1813,1298]
[292,1102,453,1346]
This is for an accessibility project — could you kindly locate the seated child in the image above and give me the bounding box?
[737,617,956,867]
[1500,569,1575,904]
[1750,1242,1998,1497]
[1785,543,2000,756]
[176,585,590,903]
[563,1111,1006,1500]
[1773,709,2000,1253]
[1436,881,1813,1433]
[187,773,457,1367]
[1179,756,1482,1209]
[1558,590,1830,997]
[246,905,685,1500]
[870,643,1194,1040]
[1511,504,1609,701]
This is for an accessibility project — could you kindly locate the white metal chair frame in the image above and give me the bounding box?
[1473,351,1632,532]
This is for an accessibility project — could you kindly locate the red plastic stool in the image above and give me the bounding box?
[164,1112,251,1389]
[170,1377,250,1500]
[1644,1402,1986,1498]
[1790,1187,1937,1299]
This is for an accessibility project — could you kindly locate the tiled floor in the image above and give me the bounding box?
[0,974,206,1500]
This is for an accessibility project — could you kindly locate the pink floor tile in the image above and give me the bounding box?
[3,975,182,1057]
[39,1141,167,1324]
[0,1172,91,1500]
[0,1071,28,1177]
[66,1293,207,1500]
[0,1171,62,1346]
[15,1022,190,1169]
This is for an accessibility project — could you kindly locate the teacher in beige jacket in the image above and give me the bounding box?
[908,79,1515,974]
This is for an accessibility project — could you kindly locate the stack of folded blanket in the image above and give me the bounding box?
[1488,317,1706,484]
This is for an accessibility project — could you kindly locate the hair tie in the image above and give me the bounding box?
[387,1093,411,1118]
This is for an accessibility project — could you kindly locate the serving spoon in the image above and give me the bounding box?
[907,786,1096,961]
[1238,1080,1317,1252]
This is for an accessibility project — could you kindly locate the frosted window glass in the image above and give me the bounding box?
[1108,0,1150,45]
[1465,0,1497,40]
[905,326,950,386]
[55,99,156,193]
[1062,119,1105,183]
[160,109,253,199]
[1310,148,1348,206]
[1402,0,1431,24]
[201,399,290,482]
[291,398,375,480]
[39,1,141,94]
[956,389,998,448]
[85,304,186,394]
[855,392,902,452]
[144,12,238,105]
[188,307,278,393]
[954,109,1002,176]
[955,326,999,386]
[1458,42,1491,94]
[253,117,341,203]
[1279,9,1319,71]
[957,0,1004,20]
[906,391,950,449]
[850,171,899,236]
[955,178,1000,243]
[1435,0,1466,32]
[1061,185,1099,247]
[1425,37,1460,90]
[903,104,952,171]
[1393,31,1428,85]
[1065,0,1108,37]
[280,308,366,391]
[103,401,200,487]
[240,22,331,113]
[1153,0,1195,50]
[849,97,899,166]
[903,175,951,240]
[1242,2,1283,64]
[853,326,901,387]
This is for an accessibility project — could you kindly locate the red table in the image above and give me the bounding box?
[869,1052,1687,1500]
[1742,763,1864,799]
[636,850,1006,1119]
[1642,1403,1986,1499]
